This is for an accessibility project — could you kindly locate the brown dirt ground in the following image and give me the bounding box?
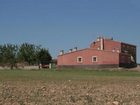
[0,79,140,105]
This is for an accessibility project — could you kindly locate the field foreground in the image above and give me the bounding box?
[0,69,140,105]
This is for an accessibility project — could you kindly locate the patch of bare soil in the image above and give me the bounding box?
[0,80,140,105]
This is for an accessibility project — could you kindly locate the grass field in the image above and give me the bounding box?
[0,69,140,105]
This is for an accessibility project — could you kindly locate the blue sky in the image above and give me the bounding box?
[0,0,140,63]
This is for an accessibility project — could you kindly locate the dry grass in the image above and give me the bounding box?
[0,70,140,105]
[0,79,140,105]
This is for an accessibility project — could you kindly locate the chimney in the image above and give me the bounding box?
[59,50,64,55]
[100,37,104,50]
[73,47,78,51]
[69,49,73,53]
[96,36,100,41]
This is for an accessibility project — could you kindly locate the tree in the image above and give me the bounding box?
[37,48,52,68]
[0,44,18,69]
[18,43,40,65]
[0,45,3,65]
[0,43,52,69]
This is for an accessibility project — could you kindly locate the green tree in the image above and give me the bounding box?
[37,48,52,68]
[0,44,18,69]
[0,43,52,69]
[18,43,40,65]
[0,45,3,65]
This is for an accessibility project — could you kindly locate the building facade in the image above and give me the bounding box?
[57,37,137,68]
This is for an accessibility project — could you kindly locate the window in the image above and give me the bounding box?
[77,56,83,63]
[92,56,97,62]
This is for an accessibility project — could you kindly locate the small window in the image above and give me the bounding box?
[77,56,83,63]
[92,56,97,62]
[134,48,136,51]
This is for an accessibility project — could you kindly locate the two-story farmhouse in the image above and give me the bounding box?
[57,37,137,68]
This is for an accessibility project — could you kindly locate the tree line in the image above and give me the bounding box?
[0,43,52,69]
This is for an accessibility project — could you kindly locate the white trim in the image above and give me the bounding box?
[77,56,83,63]
[92,56,97,62]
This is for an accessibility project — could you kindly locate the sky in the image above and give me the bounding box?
[0,0,140,63]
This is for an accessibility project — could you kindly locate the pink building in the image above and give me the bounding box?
[57,37,137,68]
